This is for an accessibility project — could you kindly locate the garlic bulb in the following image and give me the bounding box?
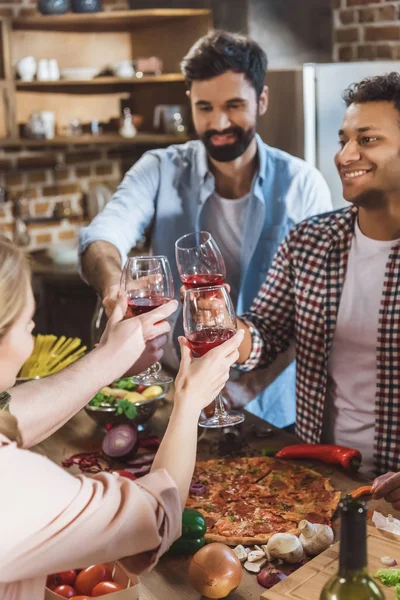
[298,520,334,556]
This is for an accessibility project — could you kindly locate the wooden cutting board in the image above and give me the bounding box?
[261,526,400,600]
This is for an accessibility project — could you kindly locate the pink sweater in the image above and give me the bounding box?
[0,434,181,600]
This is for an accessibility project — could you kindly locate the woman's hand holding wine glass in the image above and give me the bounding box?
[121,255,175,385]
[182,284,245,428]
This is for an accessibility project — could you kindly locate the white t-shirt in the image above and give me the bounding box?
[323,220,399,476]
[201,191,250,307]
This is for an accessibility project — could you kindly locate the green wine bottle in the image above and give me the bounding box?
[320,496,385,600]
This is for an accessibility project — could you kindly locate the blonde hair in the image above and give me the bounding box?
[0,236,30,445]
[0,236,31,339]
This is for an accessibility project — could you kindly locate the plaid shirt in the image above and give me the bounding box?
[239,205,400,475]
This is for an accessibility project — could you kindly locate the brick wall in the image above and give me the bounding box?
[333,0,400,61]
[0,0,130,250]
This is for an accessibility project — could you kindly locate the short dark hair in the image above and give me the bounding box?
[343,71,400,112]
[181,30,268,98]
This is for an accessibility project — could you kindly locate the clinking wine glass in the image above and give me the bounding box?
[175,231,226,289]
[183,285,245,428]
[122,255,174,385]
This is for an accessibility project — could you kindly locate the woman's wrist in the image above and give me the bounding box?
[170,396,201,423]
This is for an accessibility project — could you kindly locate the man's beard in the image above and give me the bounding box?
[200,125,256,162]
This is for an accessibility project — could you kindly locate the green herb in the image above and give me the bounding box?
[204,504,215,513]
[228,516,235,522]
[89,392,116,407]
[396,584,400,600]
[272,473,282,482]
[374,569,400,587]
[261,448,277,457]
[115,399,137,420]
[254,519,264,524]
[114,378,137,391]
[249,467,260,474]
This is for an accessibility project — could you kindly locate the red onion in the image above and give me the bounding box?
[123,464,151,477]
[190,482,206,495]
[126,453,156,467]
[102,424,138,459]
[62,452,109,474]
[138,435,161,449]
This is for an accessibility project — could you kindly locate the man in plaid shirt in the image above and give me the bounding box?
[236,72,400,511]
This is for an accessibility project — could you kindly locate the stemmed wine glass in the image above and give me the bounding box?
[175,231,226,289]
[183,285,245,428]
[121,255,174,385]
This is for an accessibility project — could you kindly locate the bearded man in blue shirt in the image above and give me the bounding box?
[79,30,332,429]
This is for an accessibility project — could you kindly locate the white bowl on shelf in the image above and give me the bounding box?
[60,67,100,81]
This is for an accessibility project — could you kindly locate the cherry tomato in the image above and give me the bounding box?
[92,581,124,596]
[47,570,77,589]
[72,597,92,599]
[53,584,76,598]
[75,564,113,596]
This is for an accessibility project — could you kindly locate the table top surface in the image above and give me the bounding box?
[33,394,397,600]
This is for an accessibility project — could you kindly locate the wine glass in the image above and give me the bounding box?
[175,231,226,289]
[183,285,245,428]
[121,255,174,385]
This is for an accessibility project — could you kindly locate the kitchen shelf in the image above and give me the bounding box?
[13,9,211,32]
[0,133,191,148]
[16,73,185,93]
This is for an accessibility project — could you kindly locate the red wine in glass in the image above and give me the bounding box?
[175,231,226,290]
[181,273,225,289]
[186,327,235,357]
[126,296,170,318]
[182,284,244,429]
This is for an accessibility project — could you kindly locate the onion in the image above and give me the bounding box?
[126,453,156,467]
[380,556,397,567]
[190,482,206,496]
[122,464,151,477]
[102,424,138,459]
[138,435,160,449]
[257,567,287,589]
[188,543,242,599]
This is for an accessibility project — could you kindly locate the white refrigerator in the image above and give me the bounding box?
[302,61,400,209]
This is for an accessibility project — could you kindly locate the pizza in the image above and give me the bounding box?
[186,456,341,546]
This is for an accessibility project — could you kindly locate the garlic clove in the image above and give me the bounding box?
[380,556,397,567]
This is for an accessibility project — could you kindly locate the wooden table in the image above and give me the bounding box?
[34,396,397,600]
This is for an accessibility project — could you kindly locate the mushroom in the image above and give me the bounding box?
[298,520,334,556]
[266,533,304,564]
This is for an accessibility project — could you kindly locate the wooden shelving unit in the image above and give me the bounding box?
[16,74,185,92]
[13,9,211,31]
[0,9,212,147]
[2,133,190,148]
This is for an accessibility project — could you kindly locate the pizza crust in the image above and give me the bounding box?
[205,527,301,546]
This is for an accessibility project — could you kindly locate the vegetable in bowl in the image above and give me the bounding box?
[86,378,167,426]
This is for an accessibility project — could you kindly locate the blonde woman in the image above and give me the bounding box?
[0,238,243,600]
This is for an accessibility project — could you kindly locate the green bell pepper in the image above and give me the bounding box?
[167,508,207,556]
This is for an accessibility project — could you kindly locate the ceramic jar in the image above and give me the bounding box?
[37,0,69,14]
[71,0,102,12]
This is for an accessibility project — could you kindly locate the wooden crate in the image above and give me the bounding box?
[261,527,399,600]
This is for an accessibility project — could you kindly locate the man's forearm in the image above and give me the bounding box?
[81,241,122,298]
[9,346,117,448]
[236,318,252,364]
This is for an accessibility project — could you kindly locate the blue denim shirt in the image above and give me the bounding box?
[79,135,332,427]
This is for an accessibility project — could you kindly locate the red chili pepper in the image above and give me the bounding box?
[275,444,362,472]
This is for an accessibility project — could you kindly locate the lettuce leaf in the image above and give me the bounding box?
[374,568,400,587]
